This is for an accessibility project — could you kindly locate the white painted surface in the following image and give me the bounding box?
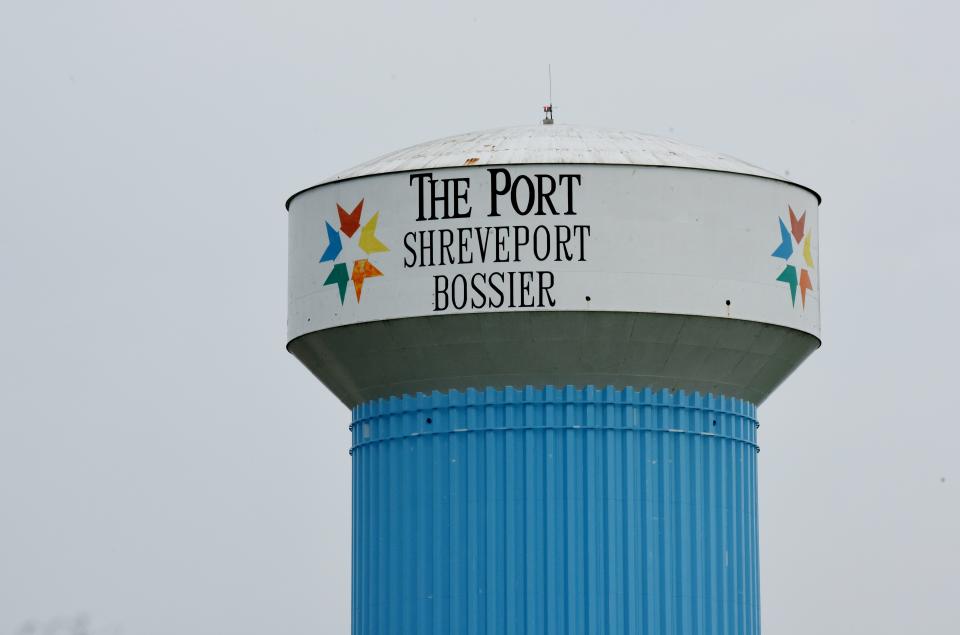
[288,164,820,341]
[297,124,805,192]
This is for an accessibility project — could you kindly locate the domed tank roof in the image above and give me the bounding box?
[288,123,818,207]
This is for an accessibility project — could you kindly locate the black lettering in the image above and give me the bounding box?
[418,230,434,267]
[488,168,511,217]
[494,226,509,263]
[538,271,556,307]
[573,225,591,261]
[513,225,529,262]
[536,174,558,215]
[558,174,581,215]
[518,271,534,307]
[439,229,454,266]
[410,173,433,221]
[429,177,447,219]
[533,225,551,261]
[458,228,474,264]
[403,231,417,267]
[451,274,467,310]
[433,275,449,310]
[555,225,573,261]
[475,227,491,262]
[489,272,505,308]
[511,175,535,215]
[470,273,486,309]
[452,178,471,218]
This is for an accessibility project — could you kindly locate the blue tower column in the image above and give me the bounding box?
[350,385,760,635]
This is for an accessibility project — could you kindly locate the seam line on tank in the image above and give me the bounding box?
[353,401,757,420]
[350,426,758,452]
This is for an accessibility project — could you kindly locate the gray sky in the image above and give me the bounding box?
[1,1,957,633]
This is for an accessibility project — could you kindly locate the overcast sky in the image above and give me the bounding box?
[1,1,958,633]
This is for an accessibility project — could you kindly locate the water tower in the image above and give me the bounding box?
[286,123,820,634]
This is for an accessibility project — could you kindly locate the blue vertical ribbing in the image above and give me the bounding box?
[350,386,760,635]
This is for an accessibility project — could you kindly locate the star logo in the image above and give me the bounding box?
[771,205,815,308]
[319,199,389,304]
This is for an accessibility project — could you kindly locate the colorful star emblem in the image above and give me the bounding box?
[319,199,389,303]
[771,205,815,307]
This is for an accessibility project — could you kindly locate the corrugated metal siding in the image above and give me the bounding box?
[350,386,759,635]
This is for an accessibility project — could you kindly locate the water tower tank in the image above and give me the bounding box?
[286,123,820,634]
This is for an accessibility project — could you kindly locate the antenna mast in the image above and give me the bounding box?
[542,64,554,125]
